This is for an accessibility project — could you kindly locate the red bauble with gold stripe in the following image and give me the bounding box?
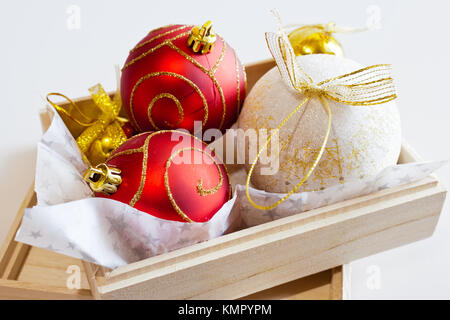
[95,130,231,223]
[120,24,246,135]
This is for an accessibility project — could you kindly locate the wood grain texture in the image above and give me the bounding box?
[0,186,35,279]
[2,243,31,280]
[240,270,333,300]
[0,279,91,300]
[0,184,93,299]
[82,261,102,300]
[97,158,445,299]
[0,244,93,300]
[17,247,90,290]
[245,59,275,92]
[330,267,343,300]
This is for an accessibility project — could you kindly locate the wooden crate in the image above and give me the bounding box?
[0,59,446,300]
[0,186,344,300]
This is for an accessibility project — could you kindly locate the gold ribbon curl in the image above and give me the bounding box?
[46,84,129,165]
[245,27,397,211]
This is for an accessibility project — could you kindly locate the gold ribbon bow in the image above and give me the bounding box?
[245,22,397,210]
[47,84,129,165]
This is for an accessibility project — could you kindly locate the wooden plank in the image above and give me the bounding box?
[39,108,53,134]
[98,176,445,299]
[189,210,440,300]
[330,267,343,300]
[0,177,341,300]
[0,144,442,300]
[0,189,94,299]
[2,243,31,280]
[82,261,102,299]
[399,140,424,163]
[240,269,333,300]
[101,171,438,282]
[0,186,35,278]
[17,247,91,289]
[244,59,275,92]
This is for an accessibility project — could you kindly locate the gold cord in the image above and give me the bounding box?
[46,93,98,127]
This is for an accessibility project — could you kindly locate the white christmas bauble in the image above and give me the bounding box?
[238,54,402,193]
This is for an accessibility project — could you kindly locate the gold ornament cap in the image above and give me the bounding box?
[288,23,344,57]
[83,163,122,195]
[187,21,217,54]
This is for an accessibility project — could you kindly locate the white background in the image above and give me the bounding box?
[1,0,449,299]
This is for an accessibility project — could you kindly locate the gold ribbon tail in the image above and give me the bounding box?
[46,93,97,127]
[245,96,333,210]
[47,84,130,166]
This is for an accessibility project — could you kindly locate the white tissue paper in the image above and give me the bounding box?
[15,107,447,269]
[234,160,447,227]
[15,107,239,269]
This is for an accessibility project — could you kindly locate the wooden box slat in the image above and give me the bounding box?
[0,188,92,300]
[0,195,343,299]
[91,148,444,299]
[0,59,445,300]
[241,270,337,300]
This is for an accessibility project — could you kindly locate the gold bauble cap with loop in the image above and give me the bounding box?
[187,21,217,54]
[288,23,344,57]
[83,163,122,195]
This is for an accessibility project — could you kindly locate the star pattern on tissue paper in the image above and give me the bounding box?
[124,204,142,216]
[132,243,150,259]
[67,241,76,250]
[30,230,42,239]
[41,159,52,170]
[176,238,191,246]
[157,219,169,228]
[106,214,129,235]
[46,244,58,252]
[61,196,75,203]
[263,209,282,221]
[144,231,160,243]
[45,140,55,149]
[39,179,51,191]
[378,183,390,190]
[23,210,33,220]
[180,223,193,232]
[417,163,433,173]
[79,250,97,264]
[373,174,387,186]
[398,174,414,184]
[112,241,121,253]
[67,154,81,166]
[69,170,82,182]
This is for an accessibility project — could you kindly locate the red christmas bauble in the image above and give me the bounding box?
[121,122,136,138]
[96,130,231,223]
[120,24,246,135]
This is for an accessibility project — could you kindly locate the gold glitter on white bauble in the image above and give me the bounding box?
[238,54,401,193]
